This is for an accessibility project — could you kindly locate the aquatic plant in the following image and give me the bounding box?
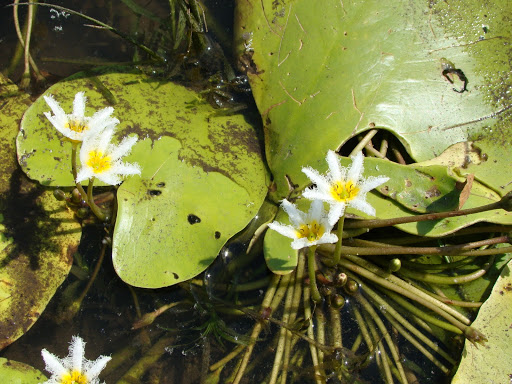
[1,0,512,383]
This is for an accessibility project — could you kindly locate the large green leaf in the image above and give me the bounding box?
[452,259,512,384]
[0,358,47,384]
[235,0,512,200]
[15,68,268,288]
[0,74,81,350]
[114,137,266,287]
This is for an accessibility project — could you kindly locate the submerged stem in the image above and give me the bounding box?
[71,142,88,201]
[307,246,322,303]
[86,177,107,221]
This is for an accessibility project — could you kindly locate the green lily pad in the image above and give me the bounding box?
[15,69,269,288]
[452,259,512,384]
[235,0,512,200]
[0,358,47,384]
[0,74,82,350]
[114,137,265,287]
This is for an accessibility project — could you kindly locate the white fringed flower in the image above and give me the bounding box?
[268,199,338,250]
[43,91,118,142]
[302,151,389,225]
[76,125,141,185]
[41,335,111,384]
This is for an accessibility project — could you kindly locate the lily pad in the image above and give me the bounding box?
[452,258,512,384]
[0,358,47,384]
[235,0,512,200]
[0,74,82,350]
[114,137,266,288]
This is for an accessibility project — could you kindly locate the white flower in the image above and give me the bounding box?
[41,335,111,384]
[302,151,389,225]
[268,199,338,250]
[43,91,118,142]
[76,125,141,185]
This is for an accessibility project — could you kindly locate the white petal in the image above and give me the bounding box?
[307,200,324,222]
[109,135,138,161]
[41,349,68,376]
[43,94,66,119]
[327,203,345,226]
[359,176,390,193]
[317,232,338,245]
[301,167,331,192]
[85,355,111,379]
[97,126,115,153]
[44,113,66,133]
[96,171,121,185]
[267,222,297,240]
[76,167,94,184]
[302,189,335,203]
[69,336,85,372]
[326,150,342,181]
[280,199,306,227]
[291,238,309,249]
[349,197,376,216]
[113,162,141,177]
[73,92,87,118]
[88,107,116,133]
[347,152,364,183]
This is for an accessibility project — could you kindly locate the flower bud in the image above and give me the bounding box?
[53,189,67,201]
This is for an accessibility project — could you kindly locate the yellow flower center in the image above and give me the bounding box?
[330,180,360,202]
[65,119,88,133]
[296,220,325,242]
[61,370,87,384]
[86,150,111,173]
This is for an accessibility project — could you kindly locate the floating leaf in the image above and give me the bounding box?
[0,74,82,350]
[235,0,512,200]
[0,358,47,384]
[452,258,512,384]
[16,68,269,288]
[114,137,266,288]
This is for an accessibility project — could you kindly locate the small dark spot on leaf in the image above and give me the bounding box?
[215,231,221,239]
[53,157,61,161]
[424,186,441,199]
[188,214,201,224]
[148,189,162,196]
[156,182,165,188]
[172,272,179,279]
[405,179,412,188]
[151,218,156,222]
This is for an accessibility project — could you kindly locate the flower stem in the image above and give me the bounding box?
[71,142,88,201]
[331,215,345,266]
[307,246,322,303]
[87,177,107,221]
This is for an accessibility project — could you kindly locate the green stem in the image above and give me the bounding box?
[71,142,88,201]
[355,275,456,367]
[397,256,493,285]
[355,292,408,384]
[86,177,107,221]
[336,255,471,326]
[303,284,323,384]
[232,274,284,384]
[307,246,322,303]
[331,215,345,266]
